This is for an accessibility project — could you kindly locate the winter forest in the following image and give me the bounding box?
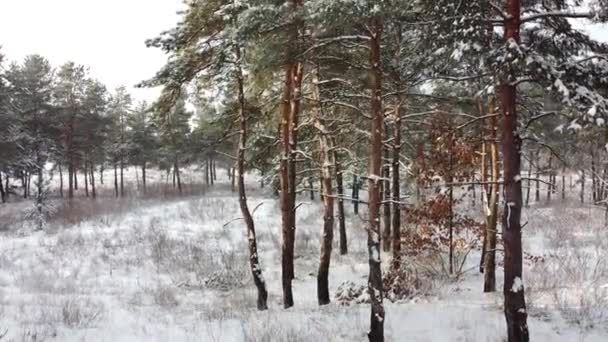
[2,0,608,341]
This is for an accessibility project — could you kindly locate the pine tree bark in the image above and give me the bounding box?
[479,112,488,273]
[367,18,385,342]
[352,175,360,215]
[0,172,5,203]
[84,160,89,198]
[501,1,529,340]
[382,130,391,252]
[114,162,119,198]
[175,160,182,194]
[235,47,268,310]
[142,162,147,195]
[59,165,64,198]
[312,64,334,305]
[120,158,124,197]
[90,162,96,199]
[68,163,74,199]
[335,156,347,255]
[392,99,402,266]
[484,111,499,292]
[279,64,296,309]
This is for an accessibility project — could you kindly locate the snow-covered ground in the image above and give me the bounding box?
[0,169,607,341]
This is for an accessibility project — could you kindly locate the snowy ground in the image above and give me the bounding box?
[0,169,607,341]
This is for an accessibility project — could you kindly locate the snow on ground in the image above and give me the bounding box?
[0,168,607,341]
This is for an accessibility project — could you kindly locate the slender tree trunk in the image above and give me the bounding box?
[5,174,9,200]
[525,152,532,207]
[235,49,268,310]
[175,160,182,194]
[335,157,347,255]
[581,170,585,203]
[35,150,44,230]
[392,98,403,266]
[210,159,215,186]
[501,2,529,340]
[205,159,210,185]
[535,149,540,202]
[142,162,147,195]
[484,111,499,292]
[84,160,89,198]
[547,154,553,203]
[90,162,96,199]
[562,166,566,200]
[100,165,104,185]
[212,159,217,181]
[0,172,5,203]
[73,166,78,191]
[447,129,455,275]
[308,176,315,200]
[479,112,488,273]
[352,175,360,215]
[382,130,391,252]
[22,172,27,199]
[312,64,334,305]
[59,165,64,198]
[367,19,385,342]
[592,148,597,203]
[120,158,124,197]
[288,61,303,282]
[114,163,119,198]
[68,163,74,198]
[279,63,295,309]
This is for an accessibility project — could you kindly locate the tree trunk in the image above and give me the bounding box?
[235,48,268,310]
[59,165,64,198]
[525,152,532,207]
[308,176,315,200]
[367,19,385,342]
[392,99,403,266]
[279,63,296,309]
[479,113,488,273]
[501,2,530,340]
[382,130,391,252]
[352,175,360,215]
[288,61,303,282]
[142,163,147,195]
[175,160,182,194]
[581,170,585,203]
[484,110,499,292]
[35,151,44,230]
[22,172,27,199]
[535,149,540,202]
[120,158,124,197]
[547,154,553,203]
[312,64,334,305]
[84,161,89,198]
[90,163,96,199]
[205,159,210,185]
[336,157,347,255]
[114,163,119,198]
[0,172,5,203]
[562,166,566,200]
[68,163,74,198]
[100,165,104,185]
[212,159,217,181]
[448,130,454,275]
[592,148,597,203]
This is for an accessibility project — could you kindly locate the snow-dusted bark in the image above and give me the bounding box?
[367,18,385,342]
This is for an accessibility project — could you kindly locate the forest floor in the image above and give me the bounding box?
[0,169,607,341]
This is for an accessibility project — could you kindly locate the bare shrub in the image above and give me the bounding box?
[204,250,250,291]
[61,297,104,328]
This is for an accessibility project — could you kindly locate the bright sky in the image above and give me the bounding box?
[0,0,184,103]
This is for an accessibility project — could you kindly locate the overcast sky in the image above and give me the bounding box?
[0,0,184,103]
